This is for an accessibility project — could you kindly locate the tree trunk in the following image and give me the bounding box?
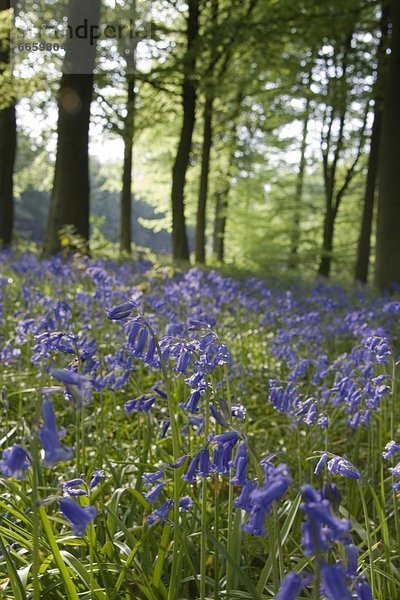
[213,181,230,262]
[318,206,335,278]
[375,0,400,290]
[195,97,213,263]
[288,96,311,269]
[120,73,135,254]
[171,0,200,261]
[43,0,100,256]
[0,0,16,248]
[355,5,388,284]
[354,107,381,283]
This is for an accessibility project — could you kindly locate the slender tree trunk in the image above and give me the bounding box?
[288,96,311,269]
[213,183,230,262]
[354,108,381,283]
[318,205,335,277]
[171,0,199,261]
[0,0,16,248]
[195,97,213,263]
[120,73,135,254]
[43,0,100,256]
[375,0,400,290]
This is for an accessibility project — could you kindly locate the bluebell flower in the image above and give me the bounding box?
[51,368,92,405]
[320,563,352,600]
[234,480,257,512]
[322,480,342,514]
[124,395,155,413]
[160,420,170,438]
[314,452,329,475]
[179,496,194,512]
[276,572,302,600]
[230,442,248,486]
[144,482,165,503]
[63,478,87,497]
[327,456,360,480]
[106,300,136,320]
[209,403,229,427]
[89,469,105,489]
[198,447,210,477]
[231,403,246,420]
[382,440,400,460]
[354,581,373,600]
[59,497,97,537]
[300,484,350,555]
[142,470,165,488]
[147,499,173,526]
[40,398,73,465]
[182,453,201,483]
[241,504,268,536]
[0,445,30,479]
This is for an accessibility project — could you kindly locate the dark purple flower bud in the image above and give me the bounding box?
[106,300,136,321]
[145,482,165,503]
[59,498,97,537]
[320,564,352,600]
[153,386,167,399]
[0,445,30,479]
[160,420,170,439]
[169,455,188,469]
[276,572,302,600]
[322,480,342,514]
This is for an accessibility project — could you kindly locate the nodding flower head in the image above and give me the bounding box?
[0,445,30,479]
[59,497,97,537]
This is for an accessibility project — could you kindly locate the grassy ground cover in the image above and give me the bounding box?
[0,251,399,599]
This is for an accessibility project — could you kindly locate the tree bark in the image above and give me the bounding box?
[171,0,200,261]
[0,0,16,248]
[318,206,336,278]
[355,5,388,284]
[354,107,381,283]
[120,73,135,254]
[375,0,400,291]
[43,0,100,256]
[195,97,213,263]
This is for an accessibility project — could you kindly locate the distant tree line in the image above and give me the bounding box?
[0,0,400,290]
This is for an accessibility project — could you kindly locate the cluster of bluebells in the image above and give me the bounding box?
[277,482,372,600]
[383,440,400,492]
[268,334,392,430]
